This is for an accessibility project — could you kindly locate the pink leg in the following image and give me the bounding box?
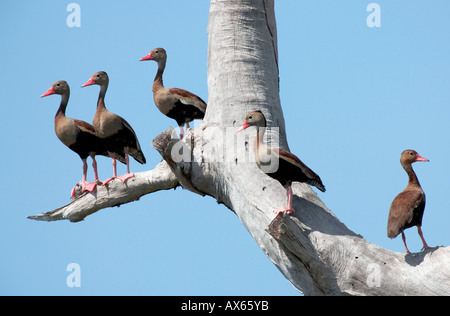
[91,155,102,184]
[104,158,118,184]
[126,152,130,174]
[402,232,411,254]
[186,122,191,129]
[287,186,293,211]
[117,149,135,183]
[71,186,77,198]
[179,125,184,140]
[82,159,88,183]
[113,158,117,178]
[273,186,295,215]
[81,158,98,193]
[417,226,430,251]
[72,158,97,197]
[70,160,86,197]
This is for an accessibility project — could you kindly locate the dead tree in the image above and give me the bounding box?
[29,0,450,296]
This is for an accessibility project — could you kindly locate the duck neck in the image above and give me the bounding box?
[97,83,108,110]
[256,127,266,145]
[56,92,69,117]
[153,60,166,92]
[403,163,420,187]
[254,126,267,154]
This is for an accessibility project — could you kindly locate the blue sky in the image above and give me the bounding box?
[1,1,449,295]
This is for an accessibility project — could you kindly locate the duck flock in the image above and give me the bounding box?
[41,48,434,253]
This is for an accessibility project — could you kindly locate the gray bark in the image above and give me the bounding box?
[29,0,450,295]
[28,161,178,222]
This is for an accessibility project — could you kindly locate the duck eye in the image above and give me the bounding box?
[56,83,60,87]
[248,116,253,120]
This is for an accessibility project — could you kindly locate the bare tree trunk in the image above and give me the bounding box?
[29,0,450,296]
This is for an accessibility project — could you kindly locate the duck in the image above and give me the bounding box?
[387,149,430,253]
[41,80,112,196]
[140,48,207,139]
[82,71,146,183]
[237,110,325,215]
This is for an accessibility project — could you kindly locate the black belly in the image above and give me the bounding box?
[166,101,205,126]
[405,200,426,230]
[101,127,136,158]
[69,131,108,160]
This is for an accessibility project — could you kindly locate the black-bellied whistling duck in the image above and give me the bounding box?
[237,111,325,215]
[387,149,430,253]
[82,71,146,183]
[140,48,207,139]
[41,80,111,196]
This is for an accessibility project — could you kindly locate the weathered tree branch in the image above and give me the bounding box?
[28,161,179,222]
[267,210,450,295]
[152,127,206,197]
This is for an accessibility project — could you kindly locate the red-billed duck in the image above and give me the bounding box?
[387,149,430,253]
[41,80,111,196]
[82,71,146,183]
[140,48,207,139]
[237,111,325,215]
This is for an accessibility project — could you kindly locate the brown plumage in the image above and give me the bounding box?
[41,80,115,196]
[237,111,325,215]
[387,149,430,253]
[82,71,146,183]
[140,48,207,139]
